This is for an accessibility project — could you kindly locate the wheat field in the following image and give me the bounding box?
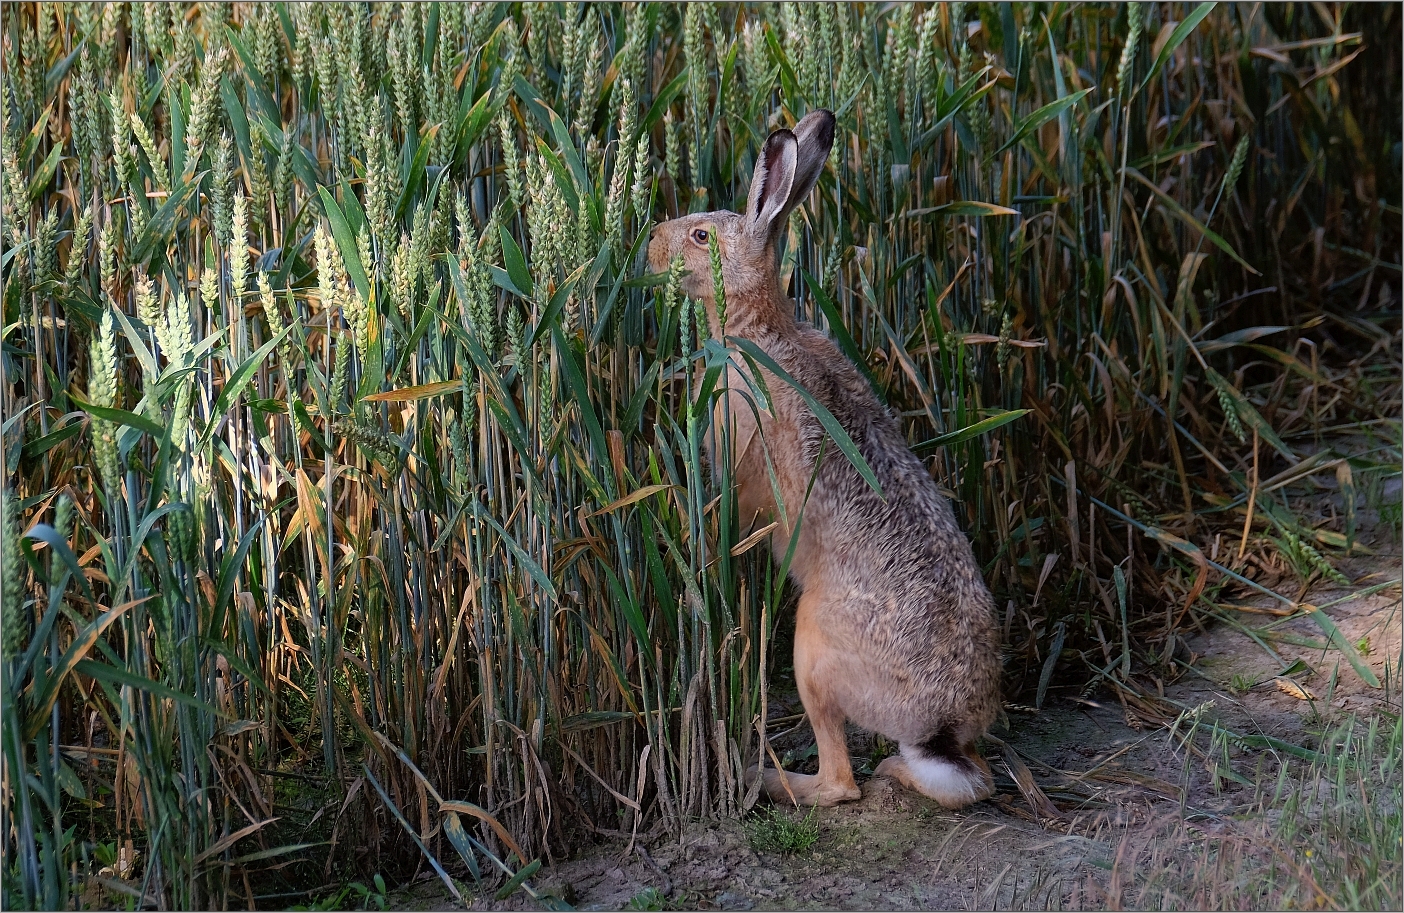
[0,2,1398,908]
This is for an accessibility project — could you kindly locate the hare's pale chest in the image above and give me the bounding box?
[700,349,833,576]
[700,358,776,531]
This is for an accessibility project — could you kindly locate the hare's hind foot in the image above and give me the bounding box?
[875,744,994,809]
[746,765,861,808]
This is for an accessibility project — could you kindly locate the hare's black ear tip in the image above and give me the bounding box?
[796,109,836,149]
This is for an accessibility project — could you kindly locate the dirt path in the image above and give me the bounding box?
[388,555,1400,912]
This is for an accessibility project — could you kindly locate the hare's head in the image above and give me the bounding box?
[647,109,835,309]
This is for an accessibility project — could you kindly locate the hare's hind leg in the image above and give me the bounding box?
[753,599,861,807]
[875,728,994,809]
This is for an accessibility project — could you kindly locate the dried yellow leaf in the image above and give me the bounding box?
[1274,677,1316,701]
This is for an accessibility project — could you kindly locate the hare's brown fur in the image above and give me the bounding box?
[647,111,1000,808]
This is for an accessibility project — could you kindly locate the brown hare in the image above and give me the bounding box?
[646,109,1001,809]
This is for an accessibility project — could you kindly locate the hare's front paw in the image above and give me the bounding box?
[748,765,859,807]
[812,781,862,807]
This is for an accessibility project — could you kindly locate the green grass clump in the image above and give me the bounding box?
[0,2,1398,909]
[746,805,821,856]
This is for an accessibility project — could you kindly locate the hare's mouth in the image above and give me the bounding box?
[642,231,683,278]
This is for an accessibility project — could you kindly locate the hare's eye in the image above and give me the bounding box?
[691,228,710,244]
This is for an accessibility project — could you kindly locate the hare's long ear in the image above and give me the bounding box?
[789,109,836,209]
[745,110,836,243]
[744,128,798,239]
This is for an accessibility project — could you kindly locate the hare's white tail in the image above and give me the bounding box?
[899,744,992,807]
[879,725,994,807]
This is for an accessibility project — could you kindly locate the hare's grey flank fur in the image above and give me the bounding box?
[646,110,1001,808]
